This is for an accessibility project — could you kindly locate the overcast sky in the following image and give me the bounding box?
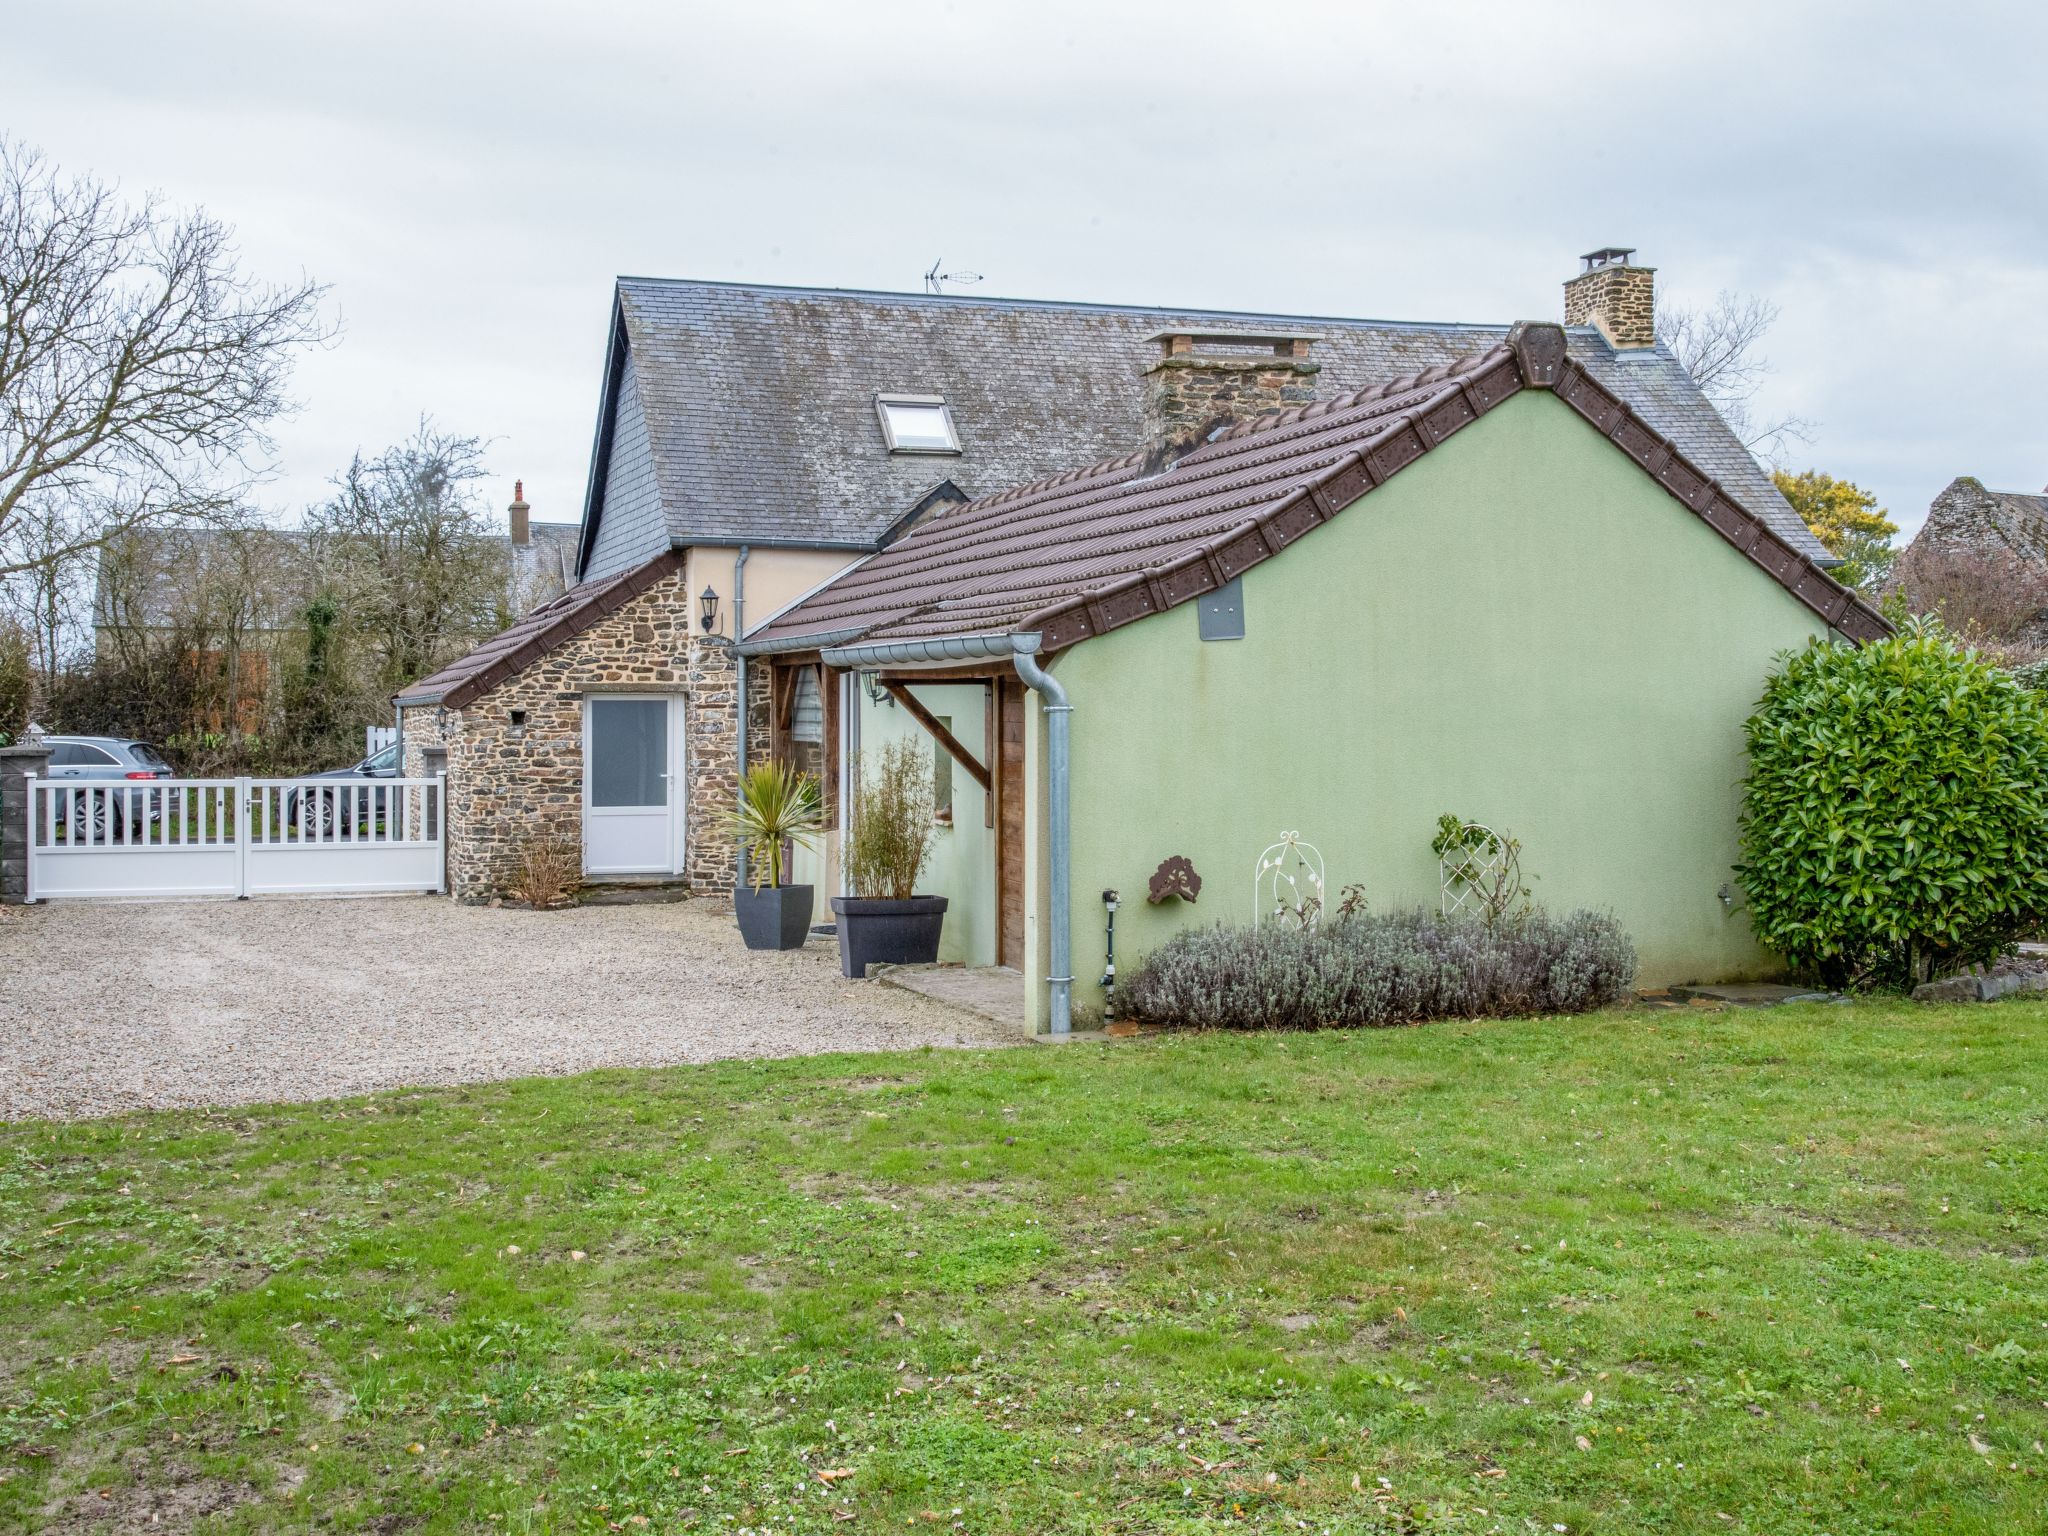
[7,1,2043,542]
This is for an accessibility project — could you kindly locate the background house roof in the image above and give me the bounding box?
[94,523,580,633]
[1904,476,2048,565]
[585,279,1825,564]
[750,328,1885,657]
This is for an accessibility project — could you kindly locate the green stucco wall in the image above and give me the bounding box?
[855,682,997,967]
[1026,390,1829,1025]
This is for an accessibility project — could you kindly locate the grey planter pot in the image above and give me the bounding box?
[733,884,816,951]
[831,895,949,978]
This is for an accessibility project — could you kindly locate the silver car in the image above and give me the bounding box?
[43,735,173,839]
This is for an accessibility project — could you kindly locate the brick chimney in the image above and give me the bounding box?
[508,479,530,546]
[1563,248,1657,350]
[1142,329,1320,461]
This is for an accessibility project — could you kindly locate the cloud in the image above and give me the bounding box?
[6,0,2042,537]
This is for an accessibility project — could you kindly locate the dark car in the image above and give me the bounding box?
[287,741,401,837]
[43,735,173,839]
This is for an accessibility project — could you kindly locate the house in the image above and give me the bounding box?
[397,251,1844,915]
[1906,476,2048,567]
[1888,476,2048,652]
[746,264,1885,1022]
[94,489,578,653]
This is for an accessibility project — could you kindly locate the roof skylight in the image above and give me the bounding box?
[876,395,960,454]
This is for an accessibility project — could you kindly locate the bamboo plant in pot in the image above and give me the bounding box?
[728,761,825,951]
[832,738,948,977]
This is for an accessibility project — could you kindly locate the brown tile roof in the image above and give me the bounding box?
[749,326,1887,657]
[394,550,684,710]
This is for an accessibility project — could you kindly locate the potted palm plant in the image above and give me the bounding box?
[832,738,948,977]
[728,761,825,951]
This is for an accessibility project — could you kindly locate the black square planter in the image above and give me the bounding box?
[733,884,816,950]
[830,895,949,978]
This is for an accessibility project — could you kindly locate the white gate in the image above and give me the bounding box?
[21,775,445,901]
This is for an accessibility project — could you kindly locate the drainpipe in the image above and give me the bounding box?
[1013,643,1072,1036]
[732,545,751,887]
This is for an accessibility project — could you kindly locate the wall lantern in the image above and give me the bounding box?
[699,585,721,634]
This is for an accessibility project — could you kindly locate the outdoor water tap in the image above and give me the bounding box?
[1100,889,1121,1014]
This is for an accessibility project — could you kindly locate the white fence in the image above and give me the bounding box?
[22,774,445,901]
[366,725,398,758]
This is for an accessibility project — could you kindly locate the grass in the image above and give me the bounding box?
[0,999,2043,1534]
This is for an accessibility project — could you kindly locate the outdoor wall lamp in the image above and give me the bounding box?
[699,585,720,633]
[863,673,894,708]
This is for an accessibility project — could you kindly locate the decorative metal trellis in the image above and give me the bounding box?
[1438,821,1517,922]
[1253,831,1326,930]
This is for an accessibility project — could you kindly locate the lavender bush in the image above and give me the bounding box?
[1117,908,1637,1030]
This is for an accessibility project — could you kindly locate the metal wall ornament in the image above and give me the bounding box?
[1254,831,1326,929]
[1147,855,1202,905]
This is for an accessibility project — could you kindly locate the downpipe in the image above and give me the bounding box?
[1013,645,1072,1035]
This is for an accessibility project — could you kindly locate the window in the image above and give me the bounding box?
[364,742,400,774]
[932,717,954,826]
[875,395,960,454]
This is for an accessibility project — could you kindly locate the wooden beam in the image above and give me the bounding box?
[874,663,1010,685]
[820,665,841,819]
[882,682,992,794]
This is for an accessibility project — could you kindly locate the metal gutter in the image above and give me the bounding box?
[736,625,871,659]
[819,633,1028,669]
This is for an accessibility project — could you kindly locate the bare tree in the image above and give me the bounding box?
[0,138,328,579]
[1656,291,1811,461]
[303,421,508,690]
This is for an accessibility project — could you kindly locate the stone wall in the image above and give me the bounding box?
[409,569,727,902]
[681,630,739,894]
[398,704,446,784]
[1562,262,1657,349]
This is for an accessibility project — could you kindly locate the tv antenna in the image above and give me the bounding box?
[924,258,983,295]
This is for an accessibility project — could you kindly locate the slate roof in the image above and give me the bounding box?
[1908,478,2048,563]
[583,279,1826,566]
[749,327,1886,657]
[394,550,684,709]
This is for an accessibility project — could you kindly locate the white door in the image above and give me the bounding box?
[583,696,681,876]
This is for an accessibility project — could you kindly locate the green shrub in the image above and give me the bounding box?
[1116,908,1637,1030]
[0,622,28,745]
[1737,618,2048,988]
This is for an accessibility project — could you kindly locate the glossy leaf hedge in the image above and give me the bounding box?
[1737,619,2048,987]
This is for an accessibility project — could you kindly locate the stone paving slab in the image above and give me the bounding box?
[869,963,1030,1033]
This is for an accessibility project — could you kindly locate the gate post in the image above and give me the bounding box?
[234,776,252,899]
[1,735,54,905]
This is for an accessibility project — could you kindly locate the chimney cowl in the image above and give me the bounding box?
[1140,329,1320,465]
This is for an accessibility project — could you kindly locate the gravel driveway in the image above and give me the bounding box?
[0,897,1022,1121]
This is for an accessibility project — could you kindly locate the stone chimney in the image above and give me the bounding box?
[1563,247,1657,350]
[508,479,530,546]
[1142,329,1320,461]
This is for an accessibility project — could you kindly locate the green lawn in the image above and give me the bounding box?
[1,1001,2043,1534]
